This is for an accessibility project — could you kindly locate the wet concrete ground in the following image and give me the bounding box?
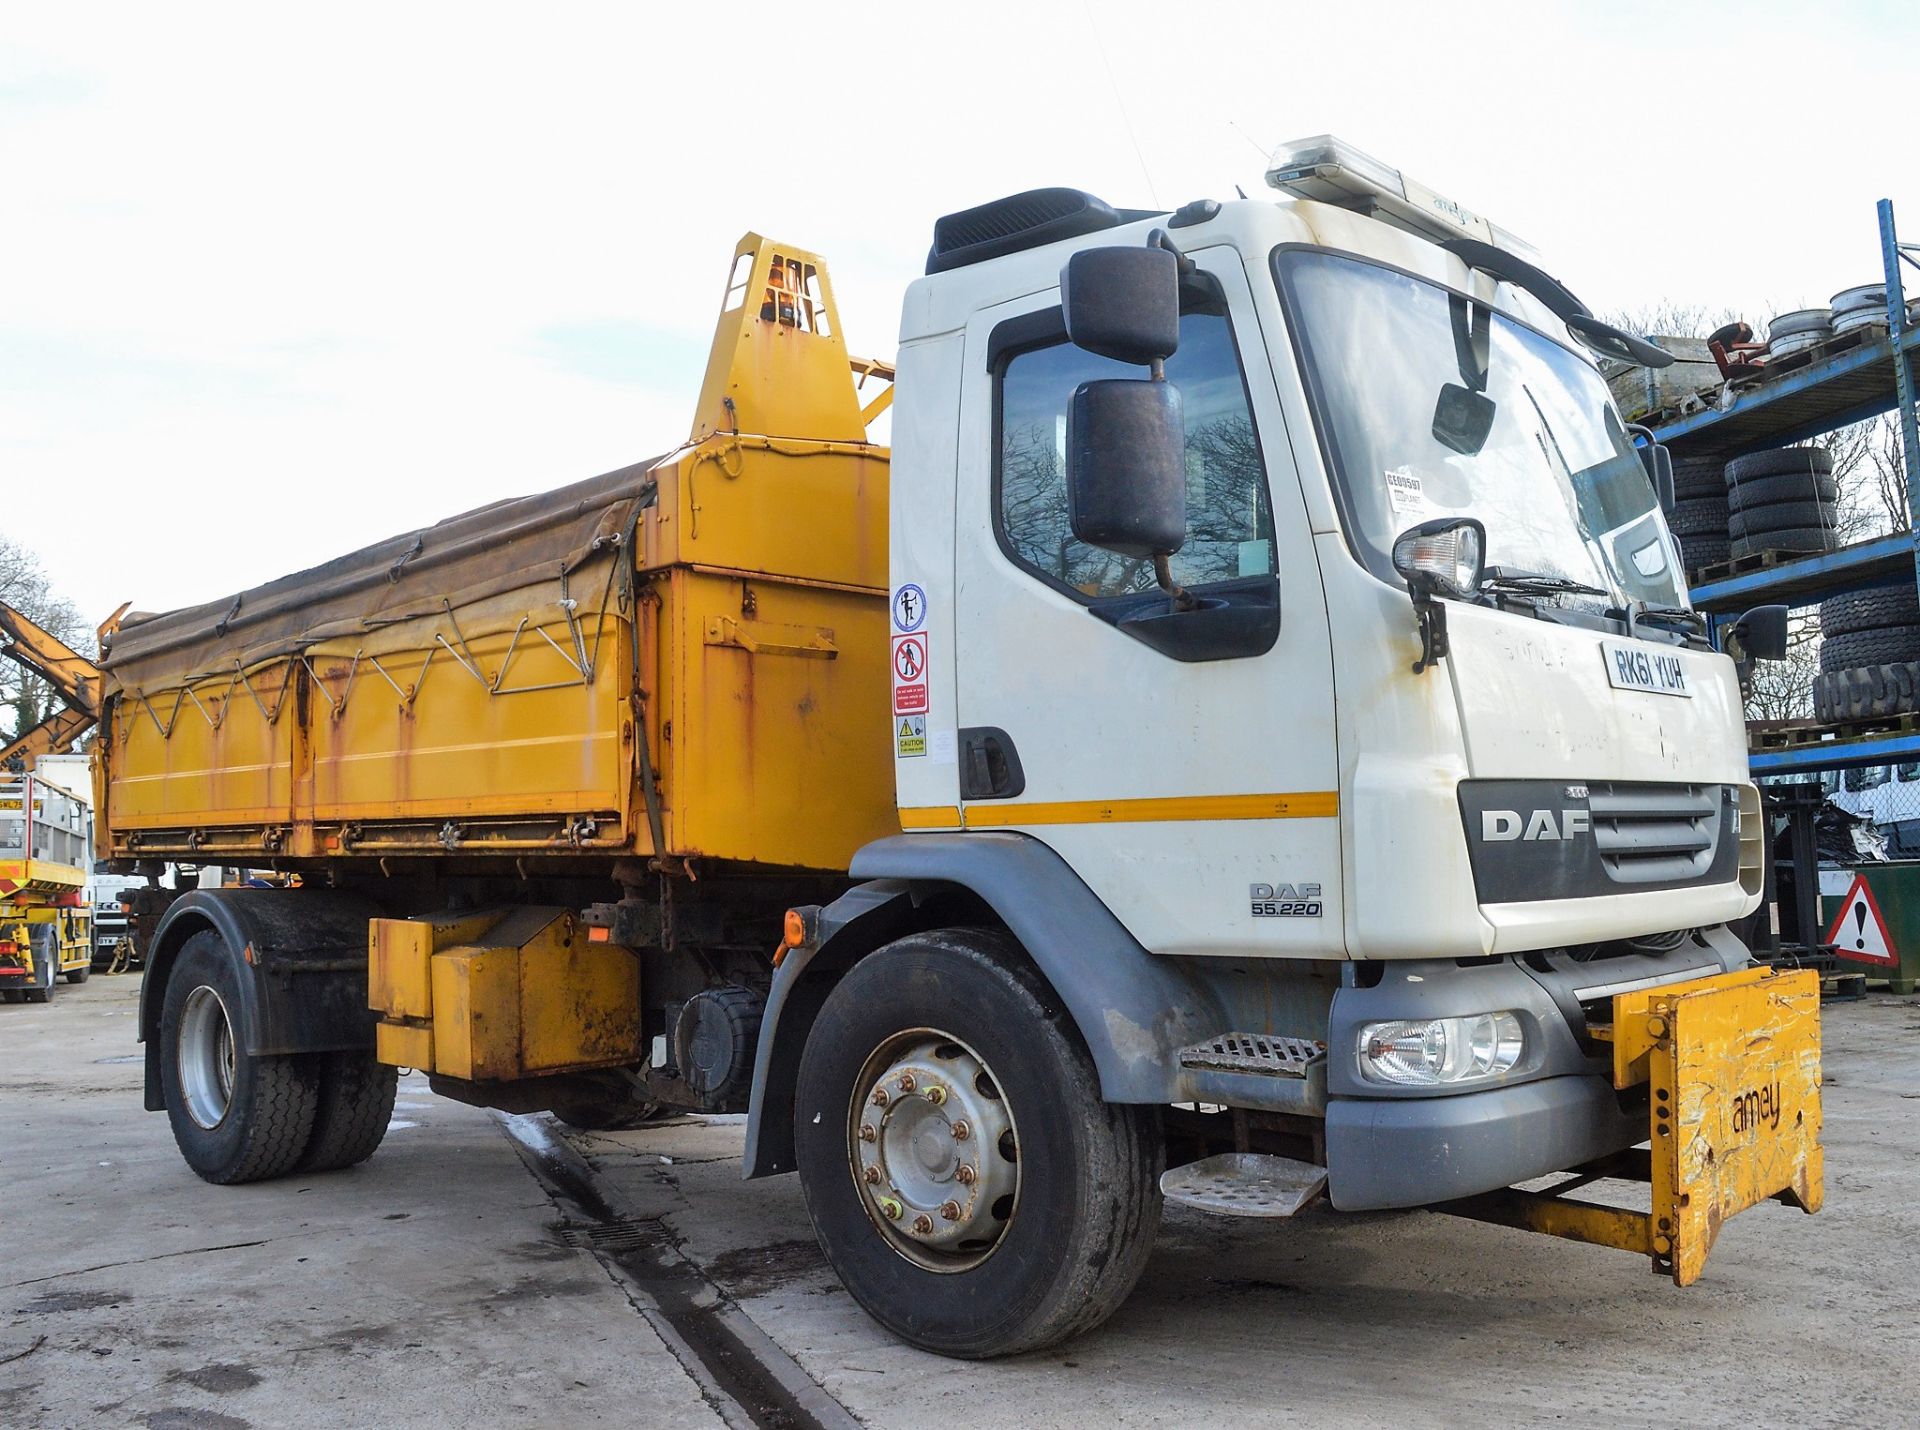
[5,974,1915,1427]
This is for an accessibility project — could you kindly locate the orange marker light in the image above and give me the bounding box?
[783,909,806,949]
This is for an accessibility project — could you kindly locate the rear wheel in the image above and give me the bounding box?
[297,1050,398,1172]
[160,932,319,1184]
[24,927,56,1003]
[795,928,1162,1358]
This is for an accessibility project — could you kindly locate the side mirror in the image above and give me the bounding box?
[1640,442,1675,511]
[1065,379,1187,558]
[1728,604,1790,663]
[1061,246,1181,366]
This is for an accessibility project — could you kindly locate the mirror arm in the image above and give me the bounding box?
[1149,227,1197,276]
[1409,588,1449,675]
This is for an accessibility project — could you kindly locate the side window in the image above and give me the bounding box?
[994,303,1276,601]
[1846,764,1891,793]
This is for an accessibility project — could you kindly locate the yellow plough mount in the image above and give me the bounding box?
[1445,966,1822,1284]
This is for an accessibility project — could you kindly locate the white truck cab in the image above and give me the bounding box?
[767,140,1783,1308]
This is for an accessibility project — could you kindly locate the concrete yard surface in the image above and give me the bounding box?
[4,973,1915,1428]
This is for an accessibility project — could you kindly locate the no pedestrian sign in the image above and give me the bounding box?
[892,632,928,714]
[1824,874,1897,967]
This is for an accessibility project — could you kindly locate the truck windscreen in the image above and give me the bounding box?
[1277,249,1686,612]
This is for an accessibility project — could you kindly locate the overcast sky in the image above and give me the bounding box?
[4,1,1912,626]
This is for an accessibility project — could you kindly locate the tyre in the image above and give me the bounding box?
[66,958,90,984]
[1679,533,1731,573]
[297,1050,397,1172]
[1730,527,1838,560]
[1822,585,1920,637]
[794,928,1163,1358]
[1673,456,1727,501]
[159,931,319,1184]
[548,1093,668,1132]
[0,989,20,1004]
[1820,625,1920,674]
[1725,473,1838,510]
[1728,500,1836,536]
[1667,497,1730,538]
[1724,447,1832,483]
[1814,663,1920,722]
[24,927,56,1004]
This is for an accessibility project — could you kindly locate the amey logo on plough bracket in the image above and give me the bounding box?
[1480,807,1591,842]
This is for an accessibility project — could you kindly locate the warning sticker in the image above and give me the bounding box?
[1824,874,1897,967]
[892,632,928,715]
[892,583,927,633]
[895,714,927,758]
[1385,466,1426,515]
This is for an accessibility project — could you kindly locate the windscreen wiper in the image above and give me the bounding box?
[1482,565,1609,597]
[1615,602,1708,641]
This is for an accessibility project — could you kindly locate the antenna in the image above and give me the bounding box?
[1228,118,1272,161]
[1080,0,1159,209]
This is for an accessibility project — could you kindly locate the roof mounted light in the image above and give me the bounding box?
[1265,135,1537,258]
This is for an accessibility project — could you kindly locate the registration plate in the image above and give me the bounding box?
[1600,640,1691,698]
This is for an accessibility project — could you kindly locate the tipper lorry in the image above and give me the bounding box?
[1,135,1823,1357]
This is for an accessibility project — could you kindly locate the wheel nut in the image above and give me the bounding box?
[951,1119,971,1141]
[858,1123,877,1143]
[863,1166,881,1185]
[878,1197,903,1221]
[898,1073,916,1092]
[956,1164,976,1185]
[925,1085,947,1105]
[939,1200,962,1222]
[912,1214,934,1234]
[870,1088,890,1107]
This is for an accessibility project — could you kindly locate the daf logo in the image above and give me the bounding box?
[1481,809,1592,842]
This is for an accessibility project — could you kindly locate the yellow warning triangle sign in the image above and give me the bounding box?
[1823,874,1896,967]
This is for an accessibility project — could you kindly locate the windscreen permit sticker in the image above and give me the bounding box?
[1385,466,1427,516]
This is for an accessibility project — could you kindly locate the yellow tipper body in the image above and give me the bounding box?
[92,235,895,877]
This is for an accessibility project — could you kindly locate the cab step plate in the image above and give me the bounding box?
[1159,1153,1328,1218]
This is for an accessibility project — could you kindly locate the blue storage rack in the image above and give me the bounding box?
[1654,200,1920,780]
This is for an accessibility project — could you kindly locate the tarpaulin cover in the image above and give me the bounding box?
[104,460,660,692]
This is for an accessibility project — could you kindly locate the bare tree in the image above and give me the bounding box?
[0,537,93,749]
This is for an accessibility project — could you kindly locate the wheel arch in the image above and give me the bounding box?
[140,888,382,1112]
[742,832,1236,1180]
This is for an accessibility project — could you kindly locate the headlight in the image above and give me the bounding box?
[1356,1011,1525,1087]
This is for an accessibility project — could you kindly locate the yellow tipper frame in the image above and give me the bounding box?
[1442,967,1822,1284]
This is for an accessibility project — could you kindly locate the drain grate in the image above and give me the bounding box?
[1177,1033,1324,1077]
[555,1218,662,1254]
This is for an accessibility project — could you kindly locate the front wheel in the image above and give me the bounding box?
[159,931,319,1184]
[794,928,1163,1358]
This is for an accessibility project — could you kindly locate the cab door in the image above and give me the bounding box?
[949,246,1340,958]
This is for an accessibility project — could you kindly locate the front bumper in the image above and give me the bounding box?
[1319,927,1749,1211]
[1325,1074,1641,1210]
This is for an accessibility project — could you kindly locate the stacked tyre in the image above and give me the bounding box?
[1725,447,1838,561]
[1668,455,1733,574]
[1816,584,1920,722]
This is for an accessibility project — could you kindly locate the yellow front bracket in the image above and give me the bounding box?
[1443,966,1822,1284]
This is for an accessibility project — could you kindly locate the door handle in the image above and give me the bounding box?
[958,727,1025,801]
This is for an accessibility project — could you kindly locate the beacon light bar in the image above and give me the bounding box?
[1265,134,1539,259]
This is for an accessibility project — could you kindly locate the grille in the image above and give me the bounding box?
[554,1219,660,1253]
[1177,1034,1325,1078]
[1588,783,1721,885]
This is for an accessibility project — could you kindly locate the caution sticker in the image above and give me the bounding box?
[1824,874,1897,967]
[892,632,928,714]
[895,714,927,758]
